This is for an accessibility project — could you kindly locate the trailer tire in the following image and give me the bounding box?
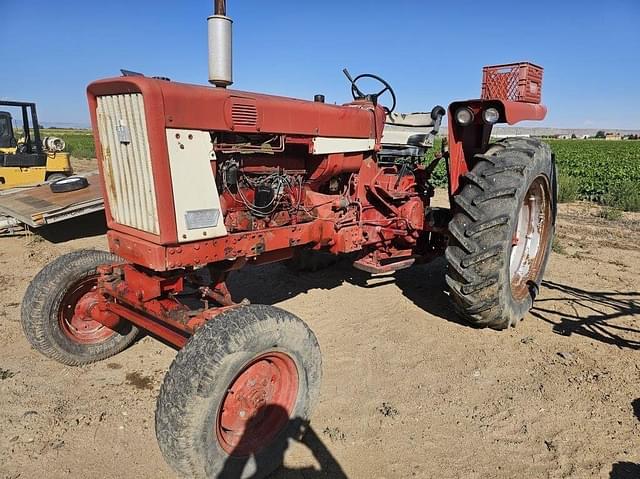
[50,175,89,193]
[156,304,322,479]
[46,173,68,183]
[21,250,139,365]
[445,138,556,330]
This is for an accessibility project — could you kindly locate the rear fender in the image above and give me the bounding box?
[446,99,547,196]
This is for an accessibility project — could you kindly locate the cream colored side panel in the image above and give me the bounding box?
[166,129,227,242]
[311,137,375,155]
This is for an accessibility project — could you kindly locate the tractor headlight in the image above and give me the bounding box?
[482,107,500,124]
[455,107,474,126]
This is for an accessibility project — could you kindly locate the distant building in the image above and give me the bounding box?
[554,133,589,140]
[492,134,531,139]
[605,132,622,141]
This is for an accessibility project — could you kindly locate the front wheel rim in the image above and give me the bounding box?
[58,275,116,344]
[216,351,299,456]
[510,175,552,300]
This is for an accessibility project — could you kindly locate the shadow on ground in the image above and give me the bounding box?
[37,211,107,243]
[531,280,640,349]
[219,405,347,479]
[609,398,640,478]
[227,256,465,327]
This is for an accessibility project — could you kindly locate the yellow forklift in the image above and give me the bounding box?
[0,101,72,189]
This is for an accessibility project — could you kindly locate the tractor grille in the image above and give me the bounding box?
[96,94,159,234]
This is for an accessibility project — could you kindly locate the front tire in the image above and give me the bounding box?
[155,304,322,479]
[21,250,139,365]
[445,138,556,329]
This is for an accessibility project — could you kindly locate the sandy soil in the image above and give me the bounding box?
[1,195,639,479]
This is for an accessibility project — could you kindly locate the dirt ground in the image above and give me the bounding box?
[1,192,639,479]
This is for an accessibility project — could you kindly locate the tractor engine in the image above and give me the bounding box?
[87,75,443,274]
[215,132,335,233]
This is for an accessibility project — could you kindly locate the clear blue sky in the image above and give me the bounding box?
[2,0,638,129]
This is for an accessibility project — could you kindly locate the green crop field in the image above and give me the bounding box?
[549,139,640,211]
[428,138,640,212]
[41,128,95,159]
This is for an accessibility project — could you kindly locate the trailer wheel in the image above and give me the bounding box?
[156,304,322,479]
[46,173,68,183]
[21,250,138,365]
[50,176,89,193]
[445,138,556,329]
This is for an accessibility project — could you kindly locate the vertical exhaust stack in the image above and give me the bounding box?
[208,0,233,87]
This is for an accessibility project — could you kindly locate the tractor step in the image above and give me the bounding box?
[352,256,415,274]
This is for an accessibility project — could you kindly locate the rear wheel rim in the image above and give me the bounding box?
[216,352,299,456]
[510,175,552,300]
[58,275,116,344]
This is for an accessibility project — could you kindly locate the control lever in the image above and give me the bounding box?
[342,68,365,98]
[421,106,446,148]
[342,68,354,83]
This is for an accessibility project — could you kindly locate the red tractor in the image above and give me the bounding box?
[21,2,555,477]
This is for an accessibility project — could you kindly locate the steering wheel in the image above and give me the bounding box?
[343,69,397,114]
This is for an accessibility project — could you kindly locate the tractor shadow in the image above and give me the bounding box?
[219,404,347,478]
[227,255,465,327]
[36,210,107,243]
[531,280,640,350]
[393,257,467,326]
[608,398,640,478]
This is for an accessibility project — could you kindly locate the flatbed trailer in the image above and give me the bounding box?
[0,172,103,234]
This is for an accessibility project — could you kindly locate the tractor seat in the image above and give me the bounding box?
[379,107,445,161]
[386,112,436,128]
[382,112,435,147]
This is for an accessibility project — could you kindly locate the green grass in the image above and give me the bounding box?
[598,207,624,221]
[551,237,567,255]
[425,137,448,188]
[602,179,640,212]
[428,138,640,212]
[557,174,580,203]
[548,139,640,211]
[41,128,95,159]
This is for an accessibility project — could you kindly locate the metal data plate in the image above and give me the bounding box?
[116,124,131,144]
[185,208,220,230]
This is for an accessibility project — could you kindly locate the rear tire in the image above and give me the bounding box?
[445,138,556,329]
[155,304,322,479]
[21,250,138,365]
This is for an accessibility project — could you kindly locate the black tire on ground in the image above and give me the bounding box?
[50,175,89,193]
[285,248,338,272]
[155,304,322,479]
[445,138,557,330]
[21,250,139,365]
[46,173,68,183]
